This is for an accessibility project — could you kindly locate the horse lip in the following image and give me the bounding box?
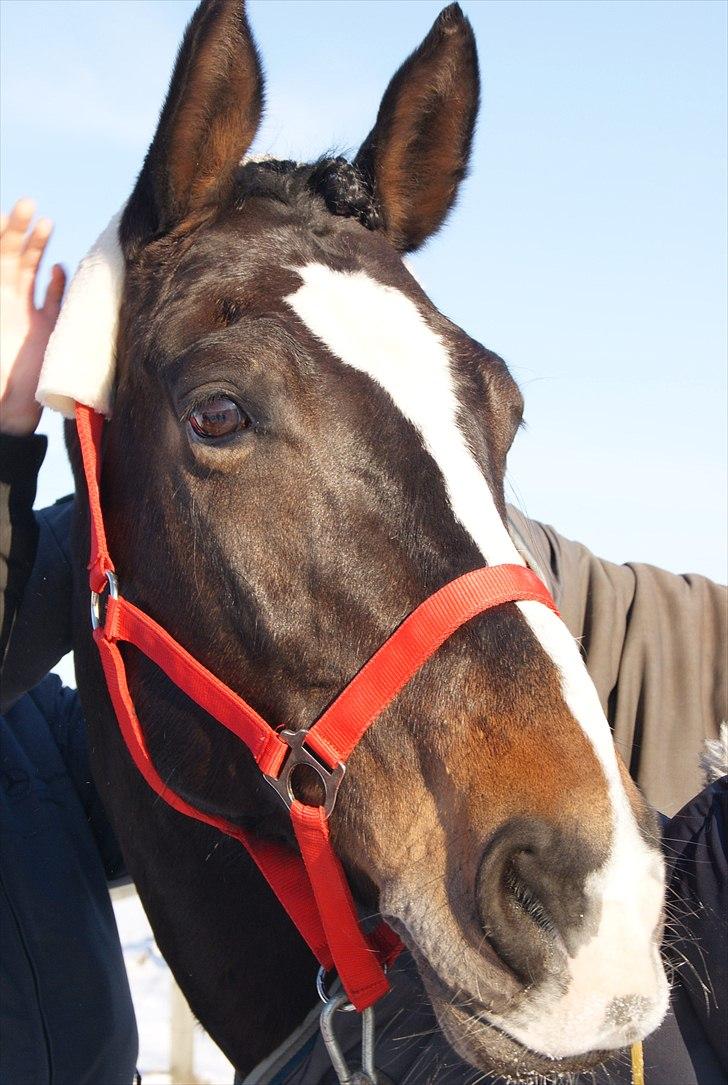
[414,952,610,1079]
[382,910,522,1008]
[382,913,610,1078]
[438,989,611,1080]
[412,935,520,1016]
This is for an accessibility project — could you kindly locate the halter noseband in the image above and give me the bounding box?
[76,401,558,1012]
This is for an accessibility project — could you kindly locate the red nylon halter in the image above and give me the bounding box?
[76,401,558,1011]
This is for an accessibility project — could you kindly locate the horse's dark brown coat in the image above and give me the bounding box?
[68,1,654,1076]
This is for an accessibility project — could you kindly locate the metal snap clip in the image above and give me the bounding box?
[319,992,377,1085]
[315,967,393,1085]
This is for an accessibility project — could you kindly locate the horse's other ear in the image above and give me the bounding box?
[354,3,479,253]
[121,0,263,258]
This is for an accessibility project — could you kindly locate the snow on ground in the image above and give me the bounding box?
[113,890,235,1085]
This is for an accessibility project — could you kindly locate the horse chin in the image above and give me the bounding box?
[388,923,611,1082]
[435,998,611,1082]
[418,958,611,1082]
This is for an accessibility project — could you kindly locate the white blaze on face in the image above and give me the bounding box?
[506,610,668,1052]
[286,264,520,566]
[285,263,667,1052]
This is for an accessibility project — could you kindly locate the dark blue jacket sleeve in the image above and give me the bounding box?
[665,778,728,1080]
[26,675,126,882]
[0,431,47,667]
[1,675,137,1083]
[1,496,74,713]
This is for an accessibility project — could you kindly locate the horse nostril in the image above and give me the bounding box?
[476,818,600,983]
[505,861,557,937]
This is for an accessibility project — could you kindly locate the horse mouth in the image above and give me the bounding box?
[401,935,612,1081]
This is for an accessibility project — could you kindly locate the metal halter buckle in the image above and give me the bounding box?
[263,728,346,817]
[90,570,119,631]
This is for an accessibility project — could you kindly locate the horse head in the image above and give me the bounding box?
[83,0,667,1076]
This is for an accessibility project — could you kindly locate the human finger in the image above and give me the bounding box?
[0,198,36,257]
[19,216,54,290]
[41,263,66,323]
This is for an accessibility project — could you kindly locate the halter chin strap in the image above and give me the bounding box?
[76,402,559,1011]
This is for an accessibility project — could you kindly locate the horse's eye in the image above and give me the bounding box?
[188,396,250,439]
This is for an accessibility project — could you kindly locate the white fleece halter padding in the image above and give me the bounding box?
[36,209,125,418]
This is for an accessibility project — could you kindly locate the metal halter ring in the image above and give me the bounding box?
[316,966,356,1012]
[264,728,346,818]
[90,570,119,631]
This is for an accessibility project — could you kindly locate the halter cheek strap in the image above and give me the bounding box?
[76,402,558,1012]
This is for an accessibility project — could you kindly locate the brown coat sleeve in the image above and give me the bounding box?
[508,507,727,816]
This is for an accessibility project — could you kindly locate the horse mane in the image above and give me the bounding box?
[236,156,382,232]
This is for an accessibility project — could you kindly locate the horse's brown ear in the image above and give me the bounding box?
[121,0,263,258]
[354,3,479,253]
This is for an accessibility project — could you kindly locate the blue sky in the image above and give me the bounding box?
[1,0,726,578]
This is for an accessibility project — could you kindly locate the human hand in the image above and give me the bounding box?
[0,198,66,435]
